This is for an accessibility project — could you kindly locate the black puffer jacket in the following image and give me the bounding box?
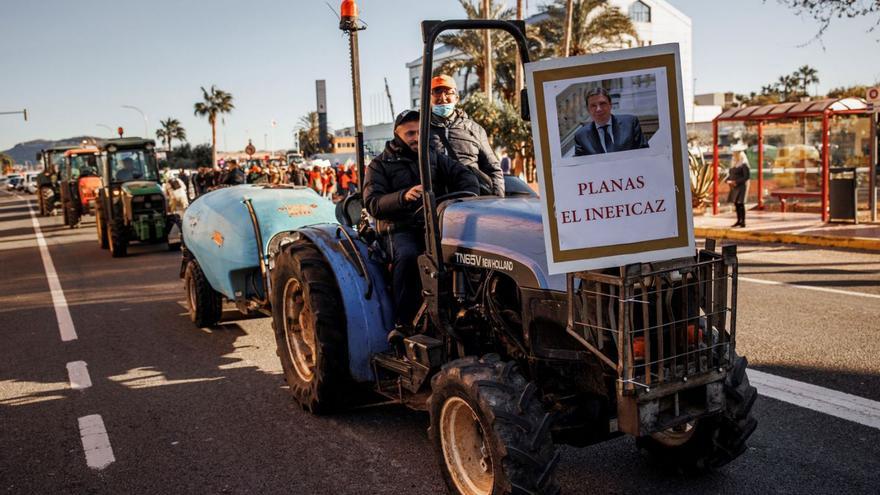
[364,137,479,233]
[429,109,504,197]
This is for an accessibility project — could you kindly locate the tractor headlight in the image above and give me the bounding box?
[112,189,120,196]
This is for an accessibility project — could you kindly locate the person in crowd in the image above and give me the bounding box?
[428,74,504,196]
[221,160,245,186]
[364,109,479,329]
[309,166,323,194]
[727,148,751,228]
[247,165,268,184]
[339,167,351,195]
[499,149,512,176]
[573,86,649,156]
[323,168,337,199]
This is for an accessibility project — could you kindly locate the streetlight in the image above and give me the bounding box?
[121,105,148,138]
[96,123,115,137]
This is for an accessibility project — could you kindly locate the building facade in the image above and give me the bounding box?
[406,0,693,119]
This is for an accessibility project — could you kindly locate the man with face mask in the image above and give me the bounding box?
[364,109,479,328]
[428,75,505,197]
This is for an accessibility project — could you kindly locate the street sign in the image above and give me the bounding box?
[245,141,256,156]
[867,86,880,104]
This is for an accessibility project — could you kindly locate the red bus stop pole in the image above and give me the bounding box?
[757,121,764,210]
[712,119,719,215]
[821,110,830,222]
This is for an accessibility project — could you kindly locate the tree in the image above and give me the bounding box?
[827,83,873,98]
[0,153,14,175]
[193,85,234,168]
[436,0,517,97]
[296,111,332,158]
[795,65,819,97]
[777,0,880,38]
[459,92,535,180]
[534,0,638,58]
[155,117,187,154]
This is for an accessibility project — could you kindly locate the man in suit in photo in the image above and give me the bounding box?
[573,87,649,156]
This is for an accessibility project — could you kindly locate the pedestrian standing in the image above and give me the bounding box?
[727,148,751,228]
[499,150,511,176]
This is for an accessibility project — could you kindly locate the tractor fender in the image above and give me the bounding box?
[267,223,393,383]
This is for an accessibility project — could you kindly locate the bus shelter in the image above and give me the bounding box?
[712,97,871,222]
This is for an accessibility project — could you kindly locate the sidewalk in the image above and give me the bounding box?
[693,209,880,251]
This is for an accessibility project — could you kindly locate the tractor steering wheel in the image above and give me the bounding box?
[413,190,478,218]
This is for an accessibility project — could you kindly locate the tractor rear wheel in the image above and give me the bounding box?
[37,187,48,216]
[109,218,128,257]
[184,259,223,328]
[636,354,758,472]
[429,355,560,495]
[95,208,109,249]
[271,239,349,414]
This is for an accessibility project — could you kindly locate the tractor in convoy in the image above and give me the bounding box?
[35,145,76,216]
[59,147,103,227]
[180,16,757,495]
[94,138,178,256]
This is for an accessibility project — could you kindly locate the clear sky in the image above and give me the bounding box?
[2,0,878,152]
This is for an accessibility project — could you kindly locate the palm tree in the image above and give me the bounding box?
[155,118,187,154]
[193,85,234,167]
[534,0,638,57]
[296,111,331,157]
[436,1,519,96]
[776,75,800,101]
[796,65,819,98]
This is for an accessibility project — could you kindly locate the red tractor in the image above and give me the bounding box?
[60,147,103,228]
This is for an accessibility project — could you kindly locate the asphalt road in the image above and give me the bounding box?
[1,189,879,494]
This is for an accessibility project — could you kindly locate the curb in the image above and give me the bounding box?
[694,227,880,252]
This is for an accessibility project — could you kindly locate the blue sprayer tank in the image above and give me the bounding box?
[182,184,337,300]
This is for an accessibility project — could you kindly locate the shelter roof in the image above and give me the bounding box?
[715,97,868,121]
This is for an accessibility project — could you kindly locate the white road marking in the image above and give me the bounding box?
[751,369,880,430]
[26,201,78,341]
[66,361,93,390]
[78,415,115,470]
[740,276,880,300]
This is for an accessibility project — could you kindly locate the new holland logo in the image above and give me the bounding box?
[278,204,318,217]
[212,231,224,247]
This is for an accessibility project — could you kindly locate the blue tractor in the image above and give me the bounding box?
[182,19,757,495]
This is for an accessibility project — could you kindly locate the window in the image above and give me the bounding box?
[413,98,420,107]
[629,1,651,23]
[412,76,420,87]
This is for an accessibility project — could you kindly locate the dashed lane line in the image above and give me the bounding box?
[26,200,78,341]
[78,415,116,470]
[740,276,880,300]
[750,369,880,430]
[67,361,93,390]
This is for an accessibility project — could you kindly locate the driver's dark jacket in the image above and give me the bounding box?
[429,109,504,197]
[364,138,479,234]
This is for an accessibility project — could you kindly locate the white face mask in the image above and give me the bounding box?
[432,103,455,118]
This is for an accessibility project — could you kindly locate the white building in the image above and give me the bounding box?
[406,0,694,119]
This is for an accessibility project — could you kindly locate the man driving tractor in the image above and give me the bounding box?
[363,109,479,329]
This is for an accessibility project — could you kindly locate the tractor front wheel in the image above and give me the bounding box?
[183,259,223,328]
[271,239,349,414]
[95,209,109,249]
[108,218,128,257]
[429,355,560,495]
[636,354,758,472]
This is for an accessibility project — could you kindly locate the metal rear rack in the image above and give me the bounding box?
[566,241,738,435]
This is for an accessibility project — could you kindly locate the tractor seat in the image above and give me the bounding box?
[335,192,363,228]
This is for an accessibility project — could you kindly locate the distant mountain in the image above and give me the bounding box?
[2,136,103,165]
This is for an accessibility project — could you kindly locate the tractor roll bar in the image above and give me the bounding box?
[417,19,531,269]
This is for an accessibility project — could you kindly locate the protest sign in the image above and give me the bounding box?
[525,44,694,274]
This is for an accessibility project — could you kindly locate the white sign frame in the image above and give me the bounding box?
[525,44,695,274]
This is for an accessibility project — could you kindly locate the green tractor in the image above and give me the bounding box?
[95,138,178,257]
[35,145,76,216]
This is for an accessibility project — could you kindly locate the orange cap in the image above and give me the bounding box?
[431,75,457,90]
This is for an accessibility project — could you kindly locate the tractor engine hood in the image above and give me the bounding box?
[121,181,163,196]
[440,197,565,291]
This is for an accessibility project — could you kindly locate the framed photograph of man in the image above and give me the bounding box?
[525,44,694,274]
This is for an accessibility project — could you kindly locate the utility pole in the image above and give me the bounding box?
[384,77,396,120]
[340,0,366,188]
[563,0,574,57]
[483,0,493,99]
[514,0,524,109]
